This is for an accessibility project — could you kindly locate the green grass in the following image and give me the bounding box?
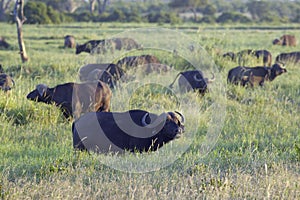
[0,22,299,199]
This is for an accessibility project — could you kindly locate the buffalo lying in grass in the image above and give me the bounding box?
[64,35,76,48]
[27,81,112,119]
[72,109,185,153]
[273,35,297,47]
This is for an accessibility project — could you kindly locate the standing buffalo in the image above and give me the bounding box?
[0,65,14,92]
[72,109,185,153]
[76,38,140,54]
[64,35,76,48]
[27,81,112,119]
[227,63,287,87]
[223,49,272,66]
[275,52,300,64]
[273,35,297,46]
[169,70,215,94]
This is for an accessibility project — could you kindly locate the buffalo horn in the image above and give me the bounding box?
[141,113,150,126]
[175,111,185,124]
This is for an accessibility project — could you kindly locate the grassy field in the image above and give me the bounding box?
[0,22,299,199]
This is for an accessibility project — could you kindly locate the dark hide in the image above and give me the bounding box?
[227,63,287,87]
[72,110,185,153]
[169,70,214,94]
[64,35,76,48]
[27,81,112,119]
[223,49,272,66]
[275,52,300,64]
[76,40,104,54]
[0,64,15,92]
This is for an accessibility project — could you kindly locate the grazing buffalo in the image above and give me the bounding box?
[27,81,112,119]
[275,51,300,64]
[227,63,287,87]
[79,63,125,88]
[116,55,161,72]
[273,35,297,46]
[0,65,14,92]
[76,38,140,54]
[64,35,76,48]
[92,37,141,54]
[223,49,272,66]
[72,109,185,153]
[76,40,104,54]
[0,37,10,49]
[169,70,215,94]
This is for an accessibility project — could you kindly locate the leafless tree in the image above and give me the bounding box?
[13,0,28,63]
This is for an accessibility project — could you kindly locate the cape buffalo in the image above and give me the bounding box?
[76,40,104,54]
[0,37,10,49]
[169,70,215,94]
[115,55,161,72]
[64,35,75,48]
[79,63,125,88]
[0,65,14,92]
[92,37,141,54]
[76,38,140,54]
[223,49,272,66]
[273,35,297,46]
[72,109,185,153]
[275,52,300,64]
[227,63,287,87]
[27,81,112,119]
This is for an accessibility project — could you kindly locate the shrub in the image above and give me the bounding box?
[216,12,251,23]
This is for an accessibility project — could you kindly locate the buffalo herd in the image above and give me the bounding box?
[0,33,298,154]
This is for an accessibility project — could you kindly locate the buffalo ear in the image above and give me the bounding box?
[36,84,48,97]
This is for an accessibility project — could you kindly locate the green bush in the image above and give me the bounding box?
[24,1,62,24]
[216,12,251,23]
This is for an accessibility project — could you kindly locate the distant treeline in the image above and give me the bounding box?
[1,0,300,24]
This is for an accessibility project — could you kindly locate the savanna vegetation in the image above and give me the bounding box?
[0,21,299,199]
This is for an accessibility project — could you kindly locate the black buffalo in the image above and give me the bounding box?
[275,52,300,64]
[115,54,161,72]
[0,37,10,49]
[64,35,76,48]
[227,63,287,87]
[72,109,185,153]
[79,63,125,88]
[76,40,104,54]
[223,49,272,66]
[76,38,140,55]
[0,64,14,92]
[169,70,215,94]
[27,81,112,119]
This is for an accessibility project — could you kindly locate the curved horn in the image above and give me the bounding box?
[141,113,150,126]
[206,73,215,83]
[175,111,185,125]
[193,73,203,81]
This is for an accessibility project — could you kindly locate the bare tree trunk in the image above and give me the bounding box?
[13,0,28,63]
[97,0,109,15]
[89,0,96,14]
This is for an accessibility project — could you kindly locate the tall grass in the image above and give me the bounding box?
[0,22,299,199]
